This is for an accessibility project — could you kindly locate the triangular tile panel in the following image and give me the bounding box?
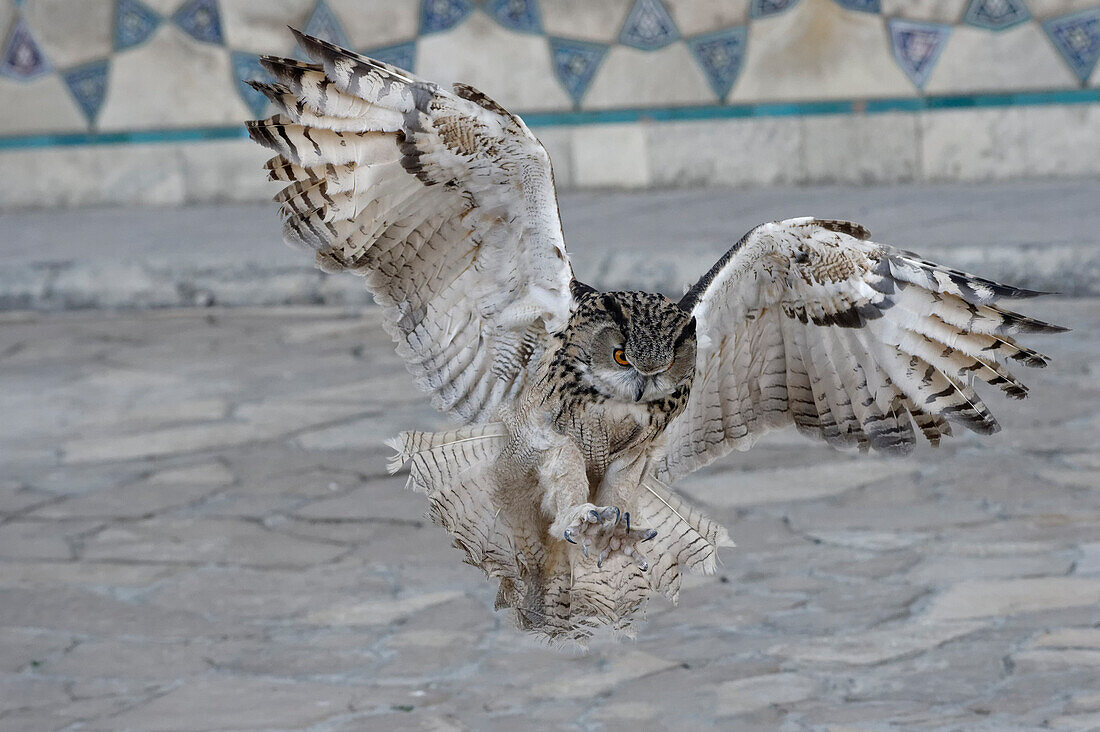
[619,0,679,51]
[115,0,162,51]
[1043,9,1100,83]
[549,37,607,105]
[302,0,351,49]
[62,59,110,124]
[834,0,880,13]
[686,26,748,99]
[963,0,1029,31]
[888,19,951,89]
[173,0,224,45]
[364,41,416,73]
[232,51,275,118]
[485,0,541,34]
[1,15,51,80]
[420,0,475,35]
[750,0,800,19]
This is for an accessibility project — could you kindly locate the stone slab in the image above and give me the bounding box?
[715,672,818,716]
[923,577,1100,621]
[3,180,1099,313]
[769,621,986,665]
[0,299,1095,729]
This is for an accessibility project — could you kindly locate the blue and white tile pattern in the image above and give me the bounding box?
[834,0,881,15]
[61,60,110,124]
[619,0,679,51]
[550,37,608,105]
[889,19,952,89]
[114,0,160,51]
[420,0,475,35]
[751,0,801,20]
[485,0,541,35]
[686,26,748,99]
[964,0,1030,31]
[1,15,49,80]
[173,0,224,45]
[2,0,1099,140]
[302,0,350,50]
[1044,9,1100,82]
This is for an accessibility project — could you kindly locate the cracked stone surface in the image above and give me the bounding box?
[4,181,1100,311]
[0,298,1097,730]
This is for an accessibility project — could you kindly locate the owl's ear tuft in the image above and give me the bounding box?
[570,279,598,301]
[675,316,697,350]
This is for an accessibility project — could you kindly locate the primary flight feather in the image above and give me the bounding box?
[248,30,1066,644]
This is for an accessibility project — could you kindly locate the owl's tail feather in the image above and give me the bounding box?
[387,424,525,575]
[388,427,735,645]
[386,424,508,477]
[639,476,735,593]
[388,425,631,644]
[388,424,551,605]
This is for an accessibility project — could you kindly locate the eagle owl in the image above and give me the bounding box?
[248,30,1066,643]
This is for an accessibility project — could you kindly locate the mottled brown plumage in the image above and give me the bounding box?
[250,31,1065,644]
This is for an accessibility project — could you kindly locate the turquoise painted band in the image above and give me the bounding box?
[2,87,1098,151]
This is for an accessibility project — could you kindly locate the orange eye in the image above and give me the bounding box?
[613,348,630,367]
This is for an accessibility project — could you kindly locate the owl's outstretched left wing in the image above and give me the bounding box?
[655,217,1067,484]
[246,30,573,424]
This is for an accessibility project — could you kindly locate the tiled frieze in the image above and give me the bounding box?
[0,0,1098,136]
[114,0,160,50]
[889,18,953,88]
[1,15,49,79]
[619,0,680,50]
[964,0,1031,30]
[1043,7,1100,80]
[686,26,748,98]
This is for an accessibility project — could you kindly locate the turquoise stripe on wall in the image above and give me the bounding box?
[1,88,1098,151]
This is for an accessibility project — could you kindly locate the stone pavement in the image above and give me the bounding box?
[1,297,1097,731]
[3,180,1100,311]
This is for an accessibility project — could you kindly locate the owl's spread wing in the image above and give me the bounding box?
[655,217,1067,483]
[246,30,573,424]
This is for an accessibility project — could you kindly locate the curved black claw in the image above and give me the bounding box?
[564,528,577,544]
[624,512,631,532]
[641,529,658,542]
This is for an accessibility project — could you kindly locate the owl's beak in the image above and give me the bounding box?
[633,379,647,402]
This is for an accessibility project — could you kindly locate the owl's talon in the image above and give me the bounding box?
[597,541,616,568]
[560,503,655,571]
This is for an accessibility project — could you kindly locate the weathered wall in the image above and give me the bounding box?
[1,0,1099,208]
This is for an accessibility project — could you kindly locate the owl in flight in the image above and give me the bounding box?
[248,31,1066,643]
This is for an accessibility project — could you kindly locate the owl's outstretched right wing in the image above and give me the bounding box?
[247,30,573,424]
[655,217,1067,484]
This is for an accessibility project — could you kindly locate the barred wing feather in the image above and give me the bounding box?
[246,30,573,424]
[656,217,1067,484]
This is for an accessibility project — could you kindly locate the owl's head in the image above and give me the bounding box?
[568,289,697,403]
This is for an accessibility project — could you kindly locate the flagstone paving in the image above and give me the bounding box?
[4,180,1100,312]
[0,298,1097,731]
